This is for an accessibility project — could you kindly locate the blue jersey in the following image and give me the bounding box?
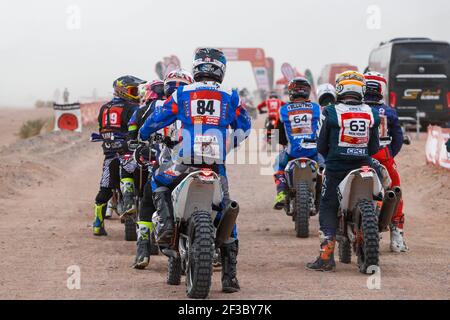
[279,101,321,159]
[368,103,403,159]
[139,81,251,163]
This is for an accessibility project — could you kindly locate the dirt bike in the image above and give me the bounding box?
[91,132,137,242]
[152,166,239,299]
[283,140,321,238]
[335,165,399,274]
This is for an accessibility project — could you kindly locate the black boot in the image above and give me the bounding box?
[220,240,240,293]
[153,190,174,244]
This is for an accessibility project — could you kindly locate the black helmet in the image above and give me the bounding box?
[113,75,146,103]
[288,77,311,101]
[192,48,227,83]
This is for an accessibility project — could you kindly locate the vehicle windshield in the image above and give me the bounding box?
[393,43,450,64]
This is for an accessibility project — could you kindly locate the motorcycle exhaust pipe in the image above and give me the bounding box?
[215,201,239,248]
[392,186,402,217]
[378,190,397,232]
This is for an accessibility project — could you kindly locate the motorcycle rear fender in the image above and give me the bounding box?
[337,167,383,212]
[285,158,319,191]
[171,171,222,223]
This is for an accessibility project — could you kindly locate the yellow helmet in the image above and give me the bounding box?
[335,71,366,101]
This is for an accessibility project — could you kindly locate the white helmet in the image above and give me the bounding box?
[317,83,337,106]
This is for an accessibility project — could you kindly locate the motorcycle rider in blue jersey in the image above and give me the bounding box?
[306,71,380,272]
[139,48,251,292]
[132,72,194,270]
[273,77,322,210]
[364,72,407,252]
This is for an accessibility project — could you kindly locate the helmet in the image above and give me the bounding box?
[113,75,146,103]
[268,92,279,99]
[317,83,337,107]
[364,71,387,104]
[192,48,227,83]
[164,69,194,97]
[288,77,311,101]
[143,80,165,103]
[239,88,249,97]
[335,71,366,102]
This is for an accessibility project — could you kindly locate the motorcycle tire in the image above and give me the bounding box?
[167,256,182,286]
[357,199,380,274]
[294,181,310,238]
[338,239,352,264]
[185,211,214,299]
[124,218,137,242]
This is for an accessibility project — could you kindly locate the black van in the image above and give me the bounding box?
[367,38,450,127]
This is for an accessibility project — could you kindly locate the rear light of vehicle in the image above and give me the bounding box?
[447,92,450,109]
[389,92,397,108]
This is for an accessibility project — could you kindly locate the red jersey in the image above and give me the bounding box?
[257,98,285,119]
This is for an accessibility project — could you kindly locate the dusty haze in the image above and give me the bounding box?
[1,0,449,107]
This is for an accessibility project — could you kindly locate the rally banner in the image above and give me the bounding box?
[219,48,271,92]
[53,103,82,132]
[426,125,450,170]
[155,55,181,80]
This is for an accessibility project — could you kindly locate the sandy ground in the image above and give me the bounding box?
[0,108,448,300]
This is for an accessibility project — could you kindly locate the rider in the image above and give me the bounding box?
[132,71,193,269]
[317,83,337,108]
[257,92,285,140]
[364,71,407,253]
[306,71,380,271]
[139,48,251,293]
[273,77,321,210]
[93,75,145,236]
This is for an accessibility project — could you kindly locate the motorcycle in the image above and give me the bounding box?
[283,140,321,238]
[151,164,239,299]
[335,164,400,274]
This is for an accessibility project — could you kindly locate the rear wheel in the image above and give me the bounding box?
[167,256,182,285]
[357,200,380,274]
[185,211,214,299]
[338,239,352,264]
[294,181,310,238]
[124,218,137,242]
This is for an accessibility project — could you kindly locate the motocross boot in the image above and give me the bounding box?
[220,240,240,293]
[133,222,153,269]
[306,235,336,272]
[273,191,287,210]
[390,225,409,253]
[93,203,108,236]
[105,198,116,219]
[120,178,136,216]
[153,190,174,244]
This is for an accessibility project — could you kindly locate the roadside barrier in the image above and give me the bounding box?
[425,125,450,170]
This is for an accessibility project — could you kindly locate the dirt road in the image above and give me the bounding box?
[0,108,448,300]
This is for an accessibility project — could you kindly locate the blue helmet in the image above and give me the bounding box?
[192,48,227,83]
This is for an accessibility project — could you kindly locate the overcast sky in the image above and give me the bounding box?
[0,0,449,107]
